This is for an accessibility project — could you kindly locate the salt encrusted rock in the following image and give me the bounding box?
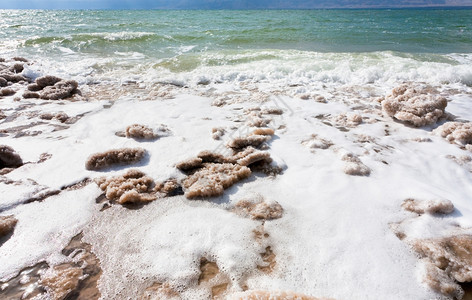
[140,282,180,300]
[40,265,83,300]
[125,124,158,140]
[233,196,283,220]
[0,72,27,83]
[23,91,40,99]
[95,169,156,204]
[10,63,24,74]
[252,128,275,136]
[85,148,146,171]
[341,152,371,176]
[40,80,78,100]
[382,84,447,127]
[412,235,472,299]
[0,145,23,169]
[27,83,42,91]
[198,150,234,164]
[0,77,7,87]
[434,122,472,146]
[36,75,63,88]
[402,198,454,215]
[0,88,15,96]
[183,163,251,199]
[12,57,28,62]
[227,135,271,150]
[232,147,272,167]
[262,107,283,115]
[0,215,18,237]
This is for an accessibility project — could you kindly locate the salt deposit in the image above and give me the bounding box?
[85,148,147,171]
[233,195,283,220]
[401,198,455,215]
[434,122,472,146]
[0,145,23,169]
[0,215,17,237]
[382,84,448,127]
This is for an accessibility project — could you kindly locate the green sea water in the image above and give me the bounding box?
[0,9,471,86]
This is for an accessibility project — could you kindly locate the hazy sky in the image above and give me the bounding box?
[1,0,472,9]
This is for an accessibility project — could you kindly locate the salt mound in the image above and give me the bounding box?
[302,134,333,150]
[0,145,23,169]
[228,290,323,300]
[233,196,283,220]
[413,235,472,299]
[95,169,156,204]
[382,84,447,127]
[0,215,17,237]
[0,77,7,87]
[85,148,147,171]
[154,178,182,197]
[262,107,284,115]
[126,124,158,140]
[140,282,180,300]
[341,152,371,176]
[10,63,24,74]
[401,198,454,215]
[40,265,83,300]
[227,135,271,150]
[183,163,251,199]
[12,57,28,62]
[434,122,472,146]
[233,147,272,167]
[40,80,79,100]
[23,91,40,99]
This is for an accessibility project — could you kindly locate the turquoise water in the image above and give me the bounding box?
[1,9,471,86]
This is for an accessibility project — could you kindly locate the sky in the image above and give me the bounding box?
[1,0,472,9]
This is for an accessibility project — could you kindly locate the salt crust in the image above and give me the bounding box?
[331,113,363,128]
[227,135,271,150]
[126,124,158,140]
[301,134,333,150]
[382,84,447,127]
[85,147,147,171]
[434,122,472,146]
[0,215,17,237]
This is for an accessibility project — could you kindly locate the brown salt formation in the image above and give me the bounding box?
[247,116,271,128]
[382,84,447,127]
[233,196,283,220]
[402,198,454,215]
[0,215,17,237]
[341,153,371,176]
[212,127,226,140]
[85,147,147,171]
[95,169,156,204]
[154,178,183,197]
[0,145,23,169]
[40,265,83,300]
[10,63,24,74]
[176,157,203,172]
[40,80,79,100]
[198,257,230,299]
[227,135,271,150]
[228,290,324,300]
[235,149,272,167]
[252,128,275,136]
[302,134,333,150]
[257,246,277,273]
[198,150,235,164]
[0,88,15,96]
[332,113,363,128]
[412,235,472,299]
[39,112,69,123]
[262,108,283,115]
[434,122,472,146]
[12,57,28,62]
[126,124,158,140]
[183,163,251,199]
[140,282,180,300]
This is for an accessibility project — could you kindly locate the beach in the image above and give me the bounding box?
[1,9,472,300]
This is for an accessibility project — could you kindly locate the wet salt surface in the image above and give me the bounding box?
[1,58,472,299]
